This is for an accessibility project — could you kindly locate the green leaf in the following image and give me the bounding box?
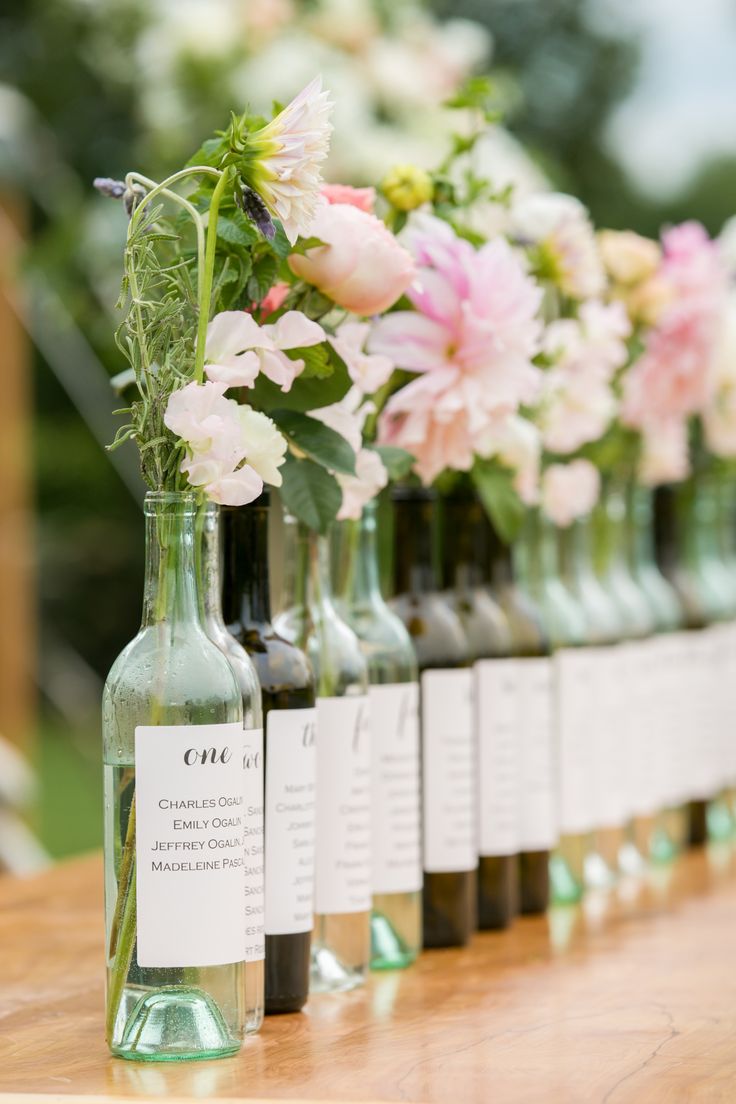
[471,460,525,544]
[216,213,259,248]
[369,445,415,480]
[279,455,343,534]
[247,255,278,303]
[271,410,356,475]
[284,344,332,380]
[187,136,228,168]
[248,352,352,413]
[288,235,327,257]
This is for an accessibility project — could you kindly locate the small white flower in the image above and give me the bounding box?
[245,76,334,245]
[205,309,326,391]
[329,321,394,394]
[510,192,606,300]
[237,406,288,486]
[541,460,601,527]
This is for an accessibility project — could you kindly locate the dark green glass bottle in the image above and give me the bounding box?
[222,497,316,1015]
[390,487,477,948]
[441,492,517,931]
[487,519,553,915]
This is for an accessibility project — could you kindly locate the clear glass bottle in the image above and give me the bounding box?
[489,517,552,915]
[103,492,247,1061]
[558,515,623,891]
[221,497,316,1013]
[594,480,658,876]
[200,505,264,1032]
[516,508,588,906]
[654,484,710,847]
[389,486,477,948]
[441,493,518,931]
[274,519,371,993]
[334,500,422,970]
[685,477,735,841]
[626,484,686,859]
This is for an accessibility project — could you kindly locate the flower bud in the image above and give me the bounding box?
[380,164,433,212]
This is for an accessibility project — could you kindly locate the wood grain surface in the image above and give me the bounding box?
[1,847,735,1103]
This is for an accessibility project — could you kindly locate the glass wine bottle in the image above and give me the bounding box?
[221,497,316,1014]
[488,515,554,915]
[593,480,657,877]
[389,486,477,948]
[274,518,371,992]
[516,508,589,906]
[557,513,624,891]
[103,492,248,1061]
[626,483,687,859]
[334,499,422,969]
[441,492,518,931]
[199,504,264,1032]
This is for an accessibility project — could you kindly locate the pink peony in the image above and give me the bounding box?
[372,213,543,482]
[321,184,376,213]
[541,460,601,527]
[622,222,728,431]
[288,201,415,315]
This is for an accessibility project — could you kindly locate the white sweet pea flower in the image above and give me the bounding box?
[329,321,394,394]
[237,406,288,485]
[510,192,605,300]
[164,381,287,506]
[309,388,388,518]
[244,76,334,245]
[205,309,326,391]
[541,460,601,527]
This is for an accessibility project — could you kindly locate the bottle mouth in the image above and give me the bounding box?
[391,484,436,503]
[144,490,198,516]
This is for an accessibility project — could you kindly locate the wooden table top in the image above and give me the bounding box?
[1,848,735,1104]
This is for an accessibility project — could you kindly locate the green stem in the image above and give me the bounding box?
[194,168,232,383]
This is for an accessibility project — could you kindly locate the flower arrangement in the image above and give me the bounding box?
[98,78,415,532]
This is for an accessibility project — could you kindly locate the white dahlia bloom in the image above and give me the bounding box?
[244,76,334,244]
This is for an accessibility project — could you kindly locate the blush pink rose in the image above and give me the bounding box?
[289,201,415,316]
[321,184,376,213]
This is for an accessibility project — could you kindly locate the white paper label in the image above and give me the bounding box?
[242,727,265,962]
[264,708,316,936]
[515,657,557,850]
[555,649,596,834]
[421,668,477,874]
[475,660,520,856]
[369,683,422,895]
[314,696,372,915]
[591,646,628,826]
[135,721,248,969]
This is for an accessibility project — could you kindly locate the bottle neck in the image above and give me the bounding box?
[342,501,385,608]
[441,496,486,590]
[653,484,680,575]
[141,493,202,629]
[200,504,226,629]
[557,518,594,586]
[627,484,657,572]
[514,509,556,593]
[221,503,271,627]
[392,494,439,594]
[593,483,628,576]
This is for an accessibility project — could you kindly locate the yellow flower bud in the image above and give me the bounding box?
[381,164,433,212]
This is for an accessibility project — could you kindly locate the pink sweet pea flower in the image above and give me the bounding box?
[289,201,415,315]
[204,309,326,391]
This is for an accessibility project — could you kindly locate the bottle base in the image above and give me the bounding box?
[549,853,584,906]
[310,945,365,994]
[109,986,242,1063]
[370,911,418,971]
